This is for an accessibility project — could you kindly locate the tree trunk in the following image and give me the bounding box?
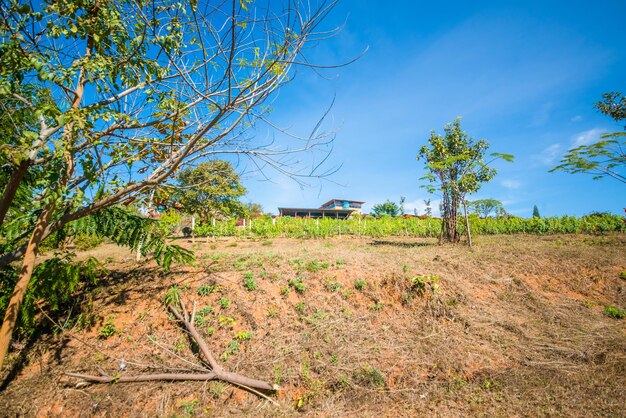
[0,204,53,370]
[463,200,472,248]
[0,160,29,228]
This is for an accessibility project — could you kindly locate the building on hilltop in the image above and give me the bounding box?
[278,199,364,219]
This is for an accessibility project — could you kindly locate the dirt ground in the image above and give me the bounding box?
[1,234,625,417]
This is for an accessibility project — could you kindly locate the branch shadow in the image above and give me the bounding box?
[369,240,437,248]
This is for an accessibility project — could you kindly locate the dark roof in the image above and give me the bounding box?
[319,199,365,208]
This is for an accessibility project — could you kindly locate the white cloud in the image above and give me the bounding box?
[570,115,582,122]
[530,102,554,127]
[501,179,522,189]
[571,128,605,147]
[532,143,562,165]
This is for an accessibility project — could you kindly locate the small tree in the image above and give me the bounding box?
[417,118,513,244]
[371,200,400,217]
[423,199,433,217]
[551,92,625,184]
[469,199,504,218]
[532,205,541,218]
[174,161,247,222]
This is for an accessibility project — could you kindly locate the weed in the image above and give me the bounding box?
[354,364,385,387]
[208,382,226,398]
[403,264,409,274]
[330,354,338,364]
[620,271,626,280]
[227,242,238,247]
[99,317,118,339]
[371,301,384,311]
[178,399,199,416]
[325,280,342,292]
[174,336,186,352]
[262,240,273,246]
[219,298,230,309]
[234,331,252,341]
[582,300,596,309]
[243,275,257,291]
[280,286,290,296]
[198,283,219,296]
[199,306,213,316]
[206,326,215,336]
[194,315,207,326]
[354,279,366,290]
[218,315,236,328]
[336,257,345,267]
[273,364,283,385]
[221,340,240,360]
[411,275,440,295]
[164,285,181,306]
[210,244,217,250]
[243,270,254,280]
[267,307,278,318]
[289,277,307,293]
[604,305,626,319]
[295,301,306,313]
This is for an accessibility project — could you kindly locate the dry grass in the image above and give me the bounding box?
[1,234,625,417]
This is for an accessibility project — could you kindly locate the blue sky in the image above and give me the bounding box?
[241,0,626,216]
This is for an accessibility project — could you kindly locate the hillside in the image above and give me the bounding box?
[1,234,625,416]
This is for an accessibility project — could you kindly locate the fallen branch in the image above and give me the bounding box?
[66,298,279,395]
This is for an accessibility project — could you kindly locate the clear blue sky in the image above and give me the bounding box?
[240,0,626,217]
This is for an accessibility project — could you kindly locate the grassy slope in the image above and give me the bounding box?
[1,234,625,417]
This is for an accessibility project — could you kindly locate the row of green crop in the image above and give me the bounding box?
[191,214,625,239]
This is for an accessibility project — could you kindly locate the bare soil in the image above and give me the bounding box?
[1,234,625,417]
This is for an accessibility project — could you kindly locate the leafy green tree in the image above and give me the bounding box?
[532,205,541,218]
[469,199,504,218]
[245,203,265,218]
[174,161,247,222]
[417,118,513,244]
[0,0,338,368]
[371,200,401,217]
[551,92,625,184]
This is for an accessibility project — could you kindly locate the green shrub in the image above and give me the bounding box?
[604,305,626,319]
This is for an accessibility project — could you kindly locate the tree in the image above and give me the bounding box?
[0,0,340,369]
[371,200,400,217]
[417,118,513,244]
[469,199,504,218]
[423,199,433,217]
[245,202,265,218]
[532,205,541,218]
[174,161,247,222]
[550,92,625,184]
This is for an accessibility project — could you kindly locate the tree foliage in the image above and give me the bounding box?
[0,0,339,367]
[371,200,400,217]
[173,160,247,221]
[417,118,513,243]
[469,199,504,218]
[532,205,540,218]
[551,92,625,184]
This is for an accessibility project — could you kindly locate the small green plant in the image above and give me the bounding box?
[371,301,384,311]
[198,283,219,296]
[208,381,226,398]
[325,280,342,292]
[194,315,208,326]
[604,305,626,319]
[411,275,440,295]
[354,279,366,290]
[164,285,181,306]
[206,326,215,336]
[280,286,290,296]
[289,277,307,293]
[262,240,273,246]
[330,354,338,363]
[336,257,345,267]
[199,306,213,316]
[354,364,385,387]
[402,264,409,274]
[267,307,278,318]
[234,331,252,341]
[273,363,283,385]
[178,399,199,416]
[295,301,306,313]
[243,274,257,291]
[99,317,118,338]
[221,339,241,360]
[219,298,230,309]
[620,271,626,280]
[218,315,236,328]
